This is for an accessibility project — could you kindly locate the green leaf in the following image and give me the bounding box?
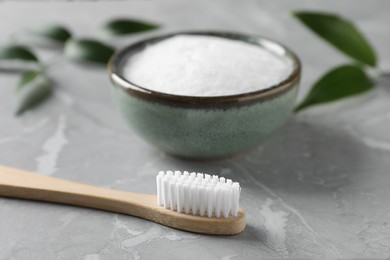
[16,70,39,90]
[15,70,52,115]
[32,24,72,43]
[64,38,115,64]
[295,64,374,112]
[0,46,38,62]
[294,11,377,67]
[101,19,158,36]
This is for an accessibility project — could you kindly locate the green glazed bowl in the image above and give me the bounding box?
[108,31,301,159]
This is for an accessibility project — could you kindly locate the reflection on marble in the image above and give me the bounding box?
[0,0,390,259]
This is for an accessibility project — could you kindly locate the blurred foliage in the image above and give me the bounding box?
[0,18,159,115]
[0,45,39,63]
[64,38,115,63]
[295,64,374,112]
[32,24,72,43]
[14,70,52,115]
[101,19,159,36]
[0,11,383,115]
[294,11,379,112]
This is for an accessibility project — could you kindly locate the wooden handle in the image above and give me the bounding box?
[0,165,246,235]
[0,165,156,216]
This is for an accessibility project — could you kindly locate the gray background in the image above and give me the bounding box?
[1,0,390,259]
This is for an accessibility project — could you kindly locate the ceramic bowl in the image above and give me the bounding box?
[108,31,301,159]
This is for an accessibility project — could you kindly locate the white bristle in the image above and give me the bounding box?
[174,171,181,178]
[169,181,175,210]
[156,171,241,218]
[156,171,164,206]
[184,183,191,214]
[206,186,213,218]
[215,185,222,218]
[191,185,198,215]
[163,177,169,209]
[176,182,181,213]
[199,186,206,216]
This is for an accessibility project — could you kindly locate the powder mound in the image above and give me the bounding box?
[124,35,291,97]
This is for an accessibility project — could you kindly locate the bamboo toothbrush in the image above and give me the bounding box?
[0,165,246,235]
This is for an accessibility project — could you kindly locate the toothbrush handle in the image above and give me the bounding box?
[0,165,157,216]
[0,165,246,235]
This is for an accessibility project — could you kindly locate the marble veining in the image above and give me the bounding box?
[0,136,21,145]
[0,0,390,259]
[259,198,289,256]
[54,89,75,107]
[35,115,68,176]
[22,117,50,133]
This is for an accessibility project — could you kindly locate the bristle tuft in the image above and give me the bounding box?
[156,171,241,218]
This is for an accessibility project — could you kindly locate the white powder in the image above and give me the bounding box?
[124,35,291,97]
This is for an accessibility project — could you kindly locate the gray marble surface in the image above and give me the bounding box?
[1,0,390,259]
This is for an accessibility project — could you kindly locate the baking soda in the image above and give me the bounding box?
[124,35,291,96]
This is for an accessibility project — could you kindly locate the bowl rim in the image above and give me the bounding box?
[108,31,301,105]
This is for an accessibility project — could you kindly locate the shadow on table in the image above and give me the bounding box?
[162,118,367,250]
[164,117,367,195]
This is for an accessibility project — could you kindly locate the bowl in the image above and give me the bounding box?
[108,31,301,159]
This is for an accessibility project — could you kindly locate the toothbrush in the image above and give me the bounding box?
[0,165,246,235]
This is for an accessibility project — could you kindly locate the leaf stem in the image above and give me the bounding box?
[363,67,390,85]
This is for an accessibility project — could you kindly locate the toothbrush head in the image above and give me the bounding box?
[156,170,241,218]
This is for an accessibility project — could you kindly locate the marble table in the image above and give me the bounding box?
[1,0,390,259]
